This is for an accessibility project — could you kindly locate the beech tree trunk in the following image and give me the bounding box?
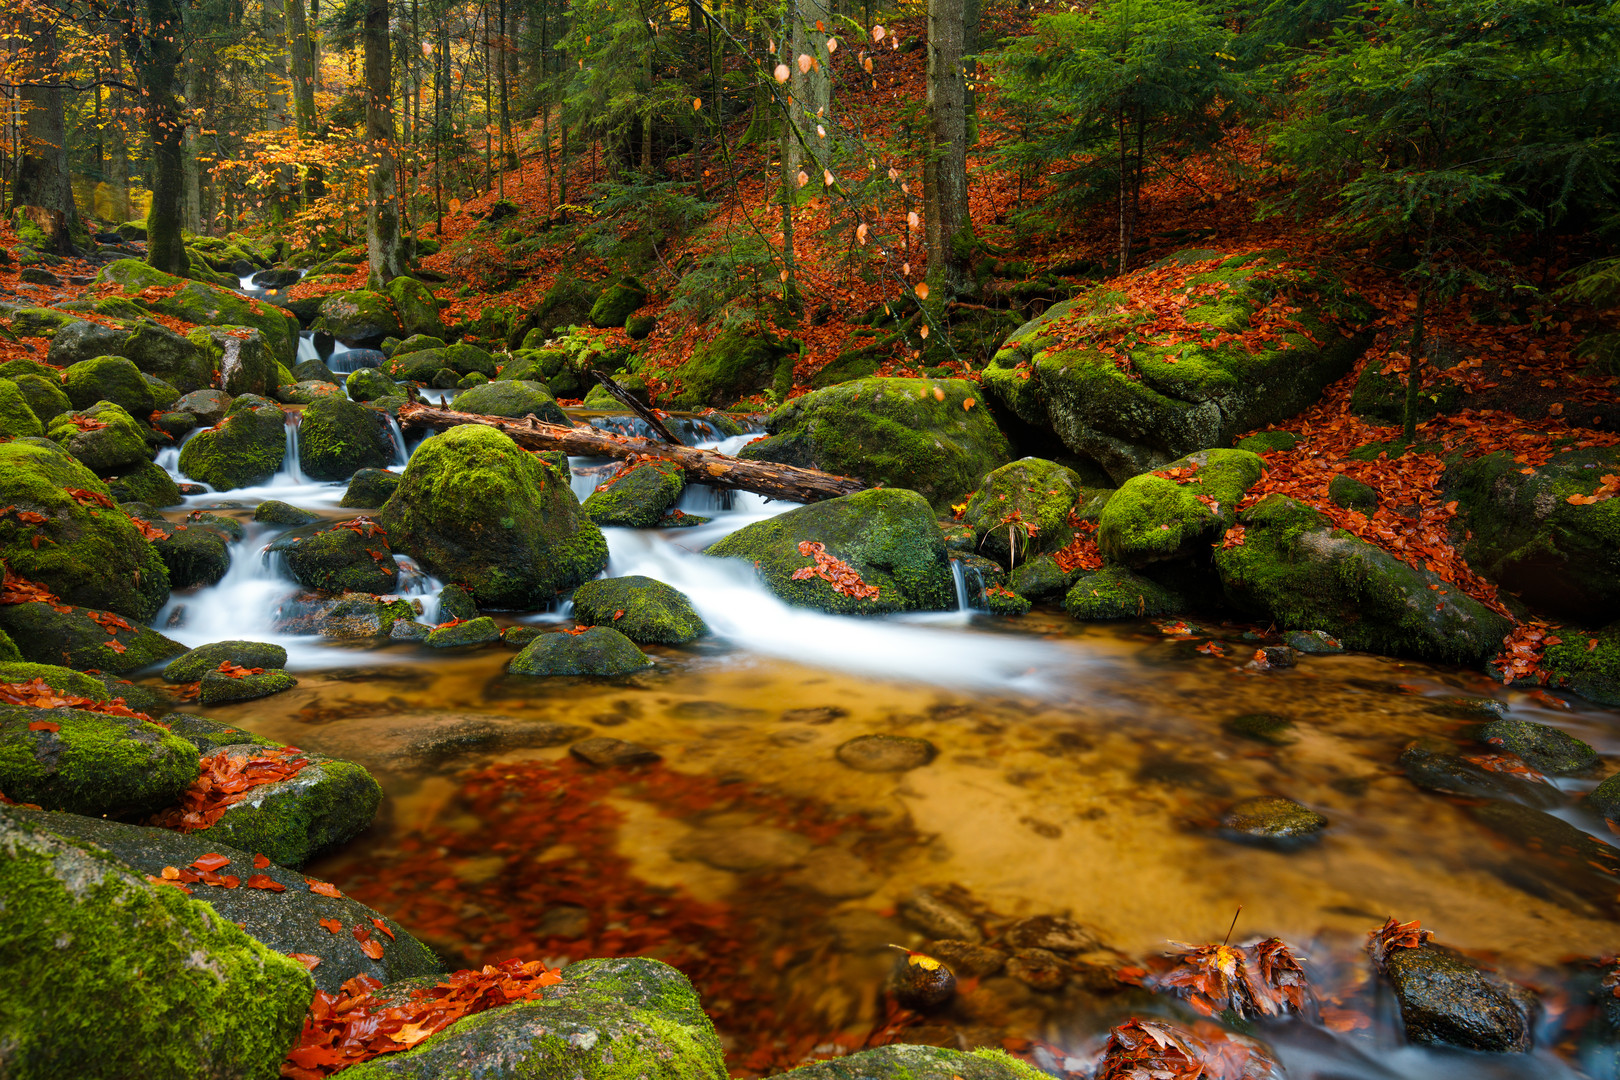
[923,0,971,294]
[13,14,79,246]
[398,403,866,503]
[286,0,324,200]
[125,0,188,274]
[364,0,408,287]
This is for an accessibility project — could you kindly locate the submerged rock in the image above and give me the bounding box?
[1283,629,1344,654]
[835,734,938,773]
[1219,796,1327,847]
[1478,717,1598,775]
[1384,943,1535,1053]
[0,706,199,817]
[898,889,981,942]
[1398,742,1562,809]
[581,459,685,528]
[1223,712,1297,745]
[509,627,652,677]
[570,576,707,644]
[776,1046,1045,1080]
[570,737,662,767]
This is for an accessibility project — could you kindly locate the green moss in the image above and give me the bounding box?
[145,518,232,588]
[0,662,110,700]
[509,626,653,676]
[773,1045,1051,1080]
[384,343,498,383]
[626,314,656,340]
[108,461,184,507]
[61,355,156,416]
[198,668,298,705]
[317,289,404,342]
[0,601,187,673]
[507,275,599,348]
[0,807,314,1079]
[1350,355,1462,423]
[668,328,797,409]
[379,425,609,609]
[185,325,279,397]
[97,259,300,366]
[1236,430,1299,454]
[385,277,446,338]
[178,400,286,490]
[346,368,397,402]
[283,524,400,594]
[341,468,402,509]
[451,380,568,423]
[964,458,1085,566]
[498,348,569,385]
[393,334,448,356]
[48,401,152,477]
[0,378,43,437]
[0,706,199,815]
[1097,448,1263,566]
[582,460,685,528]
[589,276,648,328]
[192,751,381,867]
[164,641,289,682]
[1006,554,1080,601]
[1477,716,1597,775]
[1540,622,1620,706]
[1327,473,1378,512]
[1064,566,1184,619]
[0,441,170,620]
[298,395,393,480]
[11,374,72,425]
[572,576,707,644]
[255,500,320,527]
[426,616,502,648]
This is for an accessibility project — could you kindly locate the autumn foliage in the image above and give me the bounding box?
[790,540,880,600]
[151,747,312,832]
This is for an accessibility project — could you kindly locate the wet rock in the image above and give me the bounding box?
[771,1045,1048,1080]
[671,824,813,872]
[1384,943,1535,1052]
[1219,796,1327,847]
[186,325,281,397]
[0,805,314,1078]
[1283,629,1344,654]
[435,583,480,623]
[346,366,397,402]
[1399,742,1562,809]
[163,714,280,754]
[502,625,543,647]
[1003,915,1099,954]
[1427,696,1509,720]
[892,950,957,1009]
[1254,645,1297,668]
[340,467,402,509]
[426,616,501,648]
[276,379,344,405]
[254,499,320,526]
[0,601,186,673]
[508,627,652,677]
[139,515,233,589]
[107,460,184,507]
[826,910,907,954]
[1478,717,1597,775]
[925,939,1008,977]
[571,575,707,645]
[390,619,432,641]
[782,847,883,899]
[1223,712,1297,745]
[1007,554,1081,602]
[450,379,568,424]
[1590,774,1620,821]
[304,594,421,640]
[1466,801,1620,912]
[303,713,588,772]
[899,889,981,942]
[0,706,199,816]
[174,388,232,424]
[199,668,298,705]
[281,521,400,594]
[570,737,662,767]
[1065,566,1185,620]
[297,395,394,481]
[836,734,938,772]
[178,396,286,491]
[48,401,153,477]
[1005,948,1068,992]
[964,459,1088,566]
[582,459,685,528]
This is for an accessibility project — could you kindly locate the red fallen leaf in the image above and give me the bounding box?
[1368,917,1432,970]
[790,540,880,600]
[254,853,271,869]
[27,720,59,732]
[150,747,310,833]
[192,852,231,872]
[217,660,265,679]
[372,918,395,940]
[64,487,115,509]
[105,639,128,655]
[360,939,385,960]
[245,874,285,892]
[309,880,344,899]
[288,953,323,971]
[318,918,344,934]
[1196,641,1226,657]
[612,610,625,620]
[1219,525,1247,549]
[160,865,181,879]
[148,874,192,894]
[1527,688,1571,710]
[1115,966,1148,986]
[352,926,371,942]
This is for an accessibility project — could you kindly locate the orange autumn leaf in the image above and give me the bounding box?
[360,939,385,960]
[318,918,344,934]
[309,881,344,899]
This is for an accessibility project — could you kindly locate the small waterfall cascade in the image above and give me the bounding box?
[282,412,306,485]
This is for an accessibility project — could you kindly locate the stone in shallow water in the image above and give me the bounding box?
[164,639,289,682]
[570,737,661,767]
[670,824,812,872]
[1478,717,1597,775]
[898,889,980,942]
[836,733,937,772]
[426,616,501,648]
[1219,796,1327,847]
[1002,915,1098,954]
[782,848,883,900]
[924,939,1008,978]
[199,668,297,705]
[389,619,432,641]
[508,627,652,677]
[1426,695,1510,720]
[1384,943,1535,1052]
[1005,948,1068,992]
[1222,712,1297,745]
[253,499,320,527]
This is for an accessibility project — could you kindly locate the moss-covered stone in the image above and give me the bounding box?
[254,500,320,527]
[626,314,656,340]
[582,460,685,528]
[143,516,234,588]
[740,378,1011,511]
[276,379,344,405]
[1540,622,1620,706]
[143,373,182,410]
[178,398,286,490]
[0,441,170,620]
[164,641,290,682]
[668,328,797,409]
[435,584,480,623]
[196,667,291,706]
[175,388,233,424]
[384,276,446,338]
[108,460,184,506]
[0,661,110,700]
[506,274,598,347]
[1220,796,1327,847]
[1097,448,1264,566]
[498,348,569,387]
[589,275,648,328]
[1223,712,1297,745]
[982,249,1373,482]
[1350,354,1463,424]
[1478,717,1597,775]
[61,354,155,416]
[297,395,393,481]
[0,805,314,1079]
[775,1046,1047,1080]
[1005,554,1083,602]
[1236,430,1299,454]
[384,343,499,383]
[1064,566,1185,620]
[48,401,152,477]
[509,626,653,676]
[1327,473,1379,512]
[0,706,199,816]
[451,380,568,423]
[0,601,187,672]
[1445,447,1620,623]
[186,325,280,397]
[572,576,707,644]
[317,289,404,343]
[341,468,402,509]
[0,378,43,437]
[282,522,400,594]
[425,616,501,648]
[964,459,1085,565]
[706,489,955,615]
[393,334,448,356]
[11,373,72,425]
[1215,495,1511,663]
[380,425,608,609]
[346,367,398,402]
[97,258,300,366]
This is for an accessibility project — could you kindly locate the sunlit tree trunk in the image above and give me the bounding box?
[13,13,80,247]
[263,0,293,218]
[784,0,831,182]
[365,0,407,286]
[287,0,324,200]
[923,0,970,293]
[125,0,187,272]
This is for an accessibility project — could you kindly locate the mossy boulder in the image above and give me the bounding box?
[186,325,280,397]
[740,378,1011,511]
[341,468,402,508]
[384,343,498,383]
[0,706,199,816]
[1236,430,1299,454]
[47,401,152,477]
[506,274,598,347]
[1007,554,1081,601]
[777,1046,1047,1080]
[509,626,653,676]
[1478,717,1598,775]
[1539,622,1620,706]
[254,500,320,527]
[982,249,1374,482]
[175,388,232,424]
[425,616,502,648]
[0,661,109,700]
[706,488,955,615]
[1215,495,1511,663]
[0,805,314,1080]
[0,601,187,673]
[11,373,72,424]
[0,378,43,437]
[338,957,724,1080]
[178,398,286,490]
[280,521,400,594]
[392,334,447,356]
[1097,449,1265,567]
[1445,447,1620,623]
[963,459,1085,565]
[1064,566,1185,620]
[96,258,300,366]
[498,347,568,385]
[384,276,446,338]
[61,354,155,416]
[297,395,393,480]
[589,275,648,328]
[199,668,298,705]
[668,328,797,408]
[276,379,343,405]
[108,460,184,507]
[582,460,685,528]
[142,516,234,589]
[1327,473,1378,512]
[317,289,403,345]
[379,425,608,609]
[346,367,398,402]
[451,380,568,423]
[626,314,656,340]
[1350,354,1463,424]
[0,441,170,620]
[143,373,182,410]
[572,576,707,644]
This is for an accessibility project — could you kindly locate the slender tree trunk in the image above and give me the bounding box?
[785,0,831,182]
[498,0,514,169]
[13,14,79,247]
[924,0,970,293]
[1116,108,1130,274]
[263,0,293,219]
[365,0,407,286]
[125,0,187,272]
[183,63,202,234]
[287,0,323,200]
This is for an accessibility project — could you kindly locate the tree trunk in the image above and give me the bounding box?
[498,0,515,169]
[263,0,293,219]
[125,0,187,273]
[398,403,867,503]
[364,0,408,287]
[286,0,324,200]
[12,14,79,247]
[784,0,831,182]
[924,0,970,294]
[182,63,202,234]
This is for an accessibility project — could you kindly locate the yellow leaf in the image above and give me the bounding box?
[693,97,702,109]
[915,282,930,300]
[774,63,790,82]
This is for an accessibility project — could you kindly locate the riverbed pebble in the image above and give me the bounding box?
[898,888,981,942]
[570,737,662,768]
[1219,796,1327,846]
[836,734,938,773]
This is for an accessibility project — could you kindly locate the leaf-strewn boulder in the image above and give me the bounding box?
[571,576,707,644]
[297,395,394,480]
[178,396,287,490]
[581,459,685,528]
[0,601,187,673]
[964,458,1086,565]
[1097,449,1264,567]
[450,379,568,423]
[0,706,199,817]
[47,401,153,477]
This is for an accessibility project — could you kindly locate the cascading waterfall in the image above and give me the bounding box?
[281,412,306,484]
[384,415,410,468]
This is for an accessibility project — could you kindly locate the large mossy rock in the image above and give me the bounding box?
[187,325,280,397]
[667,328,797,409]
[96,258,300,366]
[61,354,155,416]
[317,289,404,344]
[341,468,402,508]
[108,460,184,507]
[774,1047,1047,1080]
[1446,447,1620,623]
[379,425,608,609]
[963,458,1086,565]
[338,957,726,1080]
[142,515,234,588]
[706,489,955,615]
[1215,495,1511,663]
[588,275,648,328]
[383,343,499,383]
[281,521,401,594]
[297,395,393,480]
[178,396,287,490]
[11,373,72,425]
[0,601,187,672]
[506,274,597,347]
[451,379,568,423]
[384,276,446,338]
[571,576,707,644]
[0,661,109,700]
[509,627,653,676]
[0,378,43,437]
[1540,622,1620,706]
[0,441,170,620]
[0,806,314,1080]
[982,249,1374,483]
[1097,448,1264,567]
[740,378,1011,511]
[581,459,685,528]
[0,706,199,817]
[46,318,215,393]
[164,641,289,682]
[1065,566,1185,620]
[47,401,153,477]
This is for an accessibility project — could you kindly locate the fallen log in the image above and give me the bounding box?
[589,371,682,446]
[397,402,866,504]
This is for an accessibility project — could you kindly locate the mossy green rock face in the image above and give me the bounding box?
[143,515,233,588]
[318,289,404,344]
[426,615,502,648]
[451,380,568,423]
[96,258,300,366]
[283,522,400,594]
[385,276,446,338]
[0,378,43,437]
[774,1046,1047,1080]
[342,467,402,508]
[178,399,287,490]
[18,807,441,992]
[339,956,725,1080]
[277,379,343,405]
[668,328,797,409]
[394,334,448,356]
[254,499,320,527]
[983,249,1373,483]
[1097,448,1263,567]
[1007,553,1081,601]
[741,378,1011,511]
[298,395,393,480]
[165,641,290,682]
[0,441,170,620]
[706,489,955,615]
[199,669,298,705]
[45,319,212,394]
[346,367,398,402]
[965,458,1085,565]
[385,343,499,383]
[0,661,109,700]
[1540,622,1620,706]
[1236,430,1299,454]
[572,576,707,644]
[0,601,187,672]
[62,354,155,416]
[1478,717,1598,775]
[107,460,184,506]
[1220,796,1327,847]
[582,460,685,528]
[589,276,648,328]
[11,373,72,424]
[1327,473,1378,512]
[1446,447,1620,623]
[1215,495,1511,663]
[381,425,608,609]
[1064,567,1184,620]
[0,706,199,816]
[186,325,279,396]
[507,274,598,347]
[48,401,152,477]
[509,626,653,676]
[0,806,314,1080]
